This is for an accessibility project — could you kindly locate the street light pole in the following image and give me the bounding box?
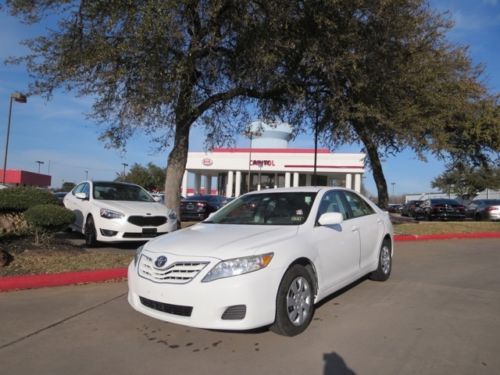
[3,92,27,183]
[122,163,128,176]
[391,182,396,197]
[85,170,89,180]
[35,160,44,173]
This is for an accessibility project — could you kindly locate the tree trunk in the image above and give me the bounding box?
[353,123,389,209]
[164,120,190,217]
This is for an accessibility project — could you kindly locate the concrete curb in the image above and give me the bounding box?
[1,232,499,292]
[0,268,127,292]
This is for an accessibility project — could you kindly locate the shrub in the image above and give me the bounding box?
[24,204,75,244]
[0,187,57,213]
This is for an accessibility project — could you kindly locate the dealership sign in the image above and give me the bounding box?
[251,160,276,167]
[202,158,213,166]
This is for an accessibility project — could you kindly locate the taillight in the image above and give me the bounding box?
[486,206,497,212]
[197,202,206,207]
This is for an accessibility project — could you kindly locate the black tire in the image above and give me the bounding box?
[475,213,482,221]
[270,265,315,336]
[370,239,392,281]
[84,216,98,247]
[425,212,432,221]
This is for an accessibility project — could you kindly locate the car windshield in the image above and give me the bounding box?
[204,192,317,225]
[93,182,154,202]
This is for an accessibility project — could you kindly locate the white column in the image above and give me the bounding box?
[235,171,242,197]
[306,174,312,186]
[354,174,361,193]
[274,173,278,189]
[182,171,188,197]
[226,171,234,198]
[293,172,299,187]
[205,175,212,195]
[285,172,291,188]
[345,173,352,190]
[194,174,201,195]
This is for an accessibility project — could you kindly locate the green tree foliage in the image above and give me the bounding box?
[116,162,166,191]
[0,187,57,213]
[4,0,287,212]
[24,204,75,244]
[432,163,500,200]
[260,0,499,208]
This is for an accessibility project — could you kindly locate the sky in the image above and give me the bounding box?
[0,0,498,196]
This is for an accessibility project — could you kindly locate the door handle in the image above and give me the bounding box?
[377,219,382,223]
[351,226,359,232]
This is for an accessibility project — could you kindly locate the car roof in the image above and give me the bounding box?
[243,186,349,195]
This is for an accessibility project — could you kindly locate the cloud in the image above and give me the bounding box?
[482,0,498,6]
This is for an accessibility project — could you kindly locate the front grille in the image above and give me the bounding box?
[128,216,167,227]
[138,254,209,284]
[221,305,247,320]
[139,297,192,317]
[123,232,166,238]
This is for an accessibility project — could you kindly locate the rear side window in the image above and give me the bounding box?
[343,191,375,218]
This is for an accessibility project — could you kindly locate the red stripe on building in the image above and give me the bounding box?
[284,165,364,169]
[212,148,332,154]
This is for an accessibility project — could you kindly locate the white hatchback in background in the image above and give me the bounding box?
[128,187,394,336]
[64,181,178,246]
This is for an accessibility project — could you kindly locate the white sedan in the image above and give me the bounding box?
[128,187,393,336]
[64,181,178,246]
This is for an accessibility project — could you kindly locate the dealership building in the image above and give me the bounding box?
[182,122,366,198]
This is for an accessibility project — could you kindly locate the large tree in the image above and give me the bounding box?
[264,0,499,208]
[3,0,289,213]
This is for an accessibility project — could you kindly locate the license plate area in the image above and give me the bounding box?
[142,228,157,234]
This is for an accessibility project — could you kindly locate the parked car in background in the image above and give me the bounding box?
[388,204,402,213]
[128,187,393,336]
[416,198,465,221]
[401,200,423,217]
[64,181,178,246]
[180,194,228,221]
[52,191,68,205]
[466,199,500,221]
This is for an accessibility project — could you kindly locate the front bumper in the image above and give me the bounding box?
[127,255,283,330]
[95,217,178,242]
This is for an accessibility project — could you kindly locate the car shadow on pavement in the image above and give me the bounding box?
[315,275,369,310]
[323,352,356,375]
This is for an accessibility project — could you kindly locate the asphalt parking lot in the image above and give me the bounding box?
[1,239,499,375]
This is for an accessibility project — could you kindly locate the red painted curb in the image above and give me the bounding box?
[1,232,498,292]
[0,267,127,292]
[394,232,500,241]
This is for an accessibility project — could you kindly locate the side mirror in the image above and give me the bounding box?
[153,196,162,202]
[75,192,88,200]
[318,212,343,226]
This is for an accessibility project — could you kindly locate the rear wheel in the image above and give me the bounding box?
[84,216,98,247]
[370,240,392,281]
[270,265,315,336]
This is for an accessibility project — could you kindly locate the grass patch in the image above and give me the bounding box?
[0,249,133,277]
[394,221,500,235]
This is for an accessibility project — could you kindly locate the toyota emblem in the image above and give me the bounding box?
[154,256,167,268]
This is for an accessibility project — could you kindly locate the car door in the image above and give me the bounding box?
[313,190,361,292]
[67,182,90,231]
[341,191,384,270]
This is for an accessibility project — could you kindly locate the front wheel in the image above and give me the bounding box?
[84,216,98,247]
[370,240,392,281]
[270,265,315,336]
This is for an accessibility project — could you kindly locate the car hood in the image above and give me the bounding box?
[144,224,299,259]
[94,200,173,215]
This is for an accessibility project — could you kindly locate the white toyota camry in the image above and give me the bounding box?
[64,181,178,246]
[128,187,393,336]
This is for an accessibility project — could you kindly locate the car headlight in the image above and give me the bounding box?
[202,253,274,282]
[100,208,124,219]
[168,211,177,221]
[134,245,144,266]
